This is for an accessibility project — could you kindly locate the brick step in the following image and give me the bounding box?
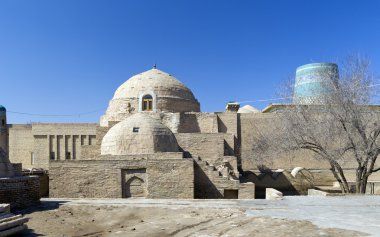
[0,203,29,236]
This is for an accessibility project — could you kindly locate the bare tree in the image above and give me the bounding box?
[253,56,380,194]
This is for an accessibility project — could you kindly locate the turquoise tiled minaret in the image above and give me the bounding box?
[293,63,339,104]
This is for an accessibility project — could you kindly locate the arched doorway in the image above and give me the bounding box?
[123,176,146,198]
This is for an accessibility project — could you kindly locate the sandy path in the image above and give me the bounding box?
[13,199,366,237]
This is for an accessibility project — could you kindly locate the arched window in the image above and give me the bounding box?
[142,94,153,111]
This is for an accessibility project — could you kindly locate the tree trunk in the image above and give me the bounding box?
[356,167,363,194]
[330,163,350,193]
[359,175,368,194]
[335,163,350,193]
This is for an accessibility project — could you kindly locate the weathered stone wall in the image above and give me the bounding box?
[81,145,101,160]
[0,176,40,209]
[49,157,193,199]
[175,133,224,164]
[178,113,218,133]
[237,112,380,191]
[240,113,337,170]
[216,113,238,135]
[49,160,146,198]
[157,97,200,113]
[147,159,194,198]
[22,170,49,197]
[8,125,33,168]
[33,135,49,170]
[238,183,256,199]
[32,123,97,136]
[158,113,181,133]
[9,123,97,170]
[239,112,370,171]
[223,134,236,156]
[217,113,239,156]
[31,124,97,169]
[95,125,111,146]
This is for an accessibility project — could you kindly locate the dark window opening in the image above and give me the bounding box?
[66,152,71,160]
[1,119,4,126]
[224,189,239,199]
[50,152,55,160]
[133,127,140,133]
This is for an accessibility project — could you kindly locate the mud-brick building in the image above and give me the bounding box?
[6,63,380,198]
[6,68,255,199]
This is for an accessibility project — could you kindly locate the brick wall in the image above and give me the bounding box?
[216,113,238,135]
[147,159,193,198]
[175,133,224,164]
[0,176,40,209]
[49,157,193,199]
[239,113,368,172]
[239,113,335,170]
[9,123,97,170]
[49,160,145,198]
[81,145,101,160]
[8,125,33,168]
[178,113,218,133]
[23,170,49,197]
[95,125,111,146]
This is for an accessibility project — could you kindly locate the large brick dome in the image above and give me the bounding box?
[100,68,200,126]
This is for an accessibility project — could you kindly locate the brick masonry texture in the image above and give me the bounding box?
[0,176,40,209]
[49,158,193,199]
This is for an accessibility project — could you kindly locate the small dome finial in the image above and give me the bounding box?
[153,63,157,69]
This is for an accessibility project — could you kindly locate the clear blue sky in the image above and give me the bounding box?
[1,0,380,124]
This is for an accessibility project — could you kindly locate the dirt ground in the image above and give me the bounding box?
[13,201,366,237]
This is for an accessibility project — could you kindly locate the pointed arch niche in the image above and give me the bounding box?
[121,169,147,198]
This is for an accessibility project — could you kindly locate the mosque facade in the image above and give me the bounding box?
[3,64,379,199]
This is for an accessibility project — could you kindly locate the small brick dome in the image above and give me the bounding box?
[101,113,179,155]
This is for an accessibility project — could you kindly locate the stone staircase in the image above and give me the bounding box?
[0,204,29,236]
[194,157,240,190]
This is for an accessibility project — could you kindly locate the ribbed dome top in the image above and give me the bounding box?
[0,105,6,112]
[101,113,179,156]
[113,68,197,101]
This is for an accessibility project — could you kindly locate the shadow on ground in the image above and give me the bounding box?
[12,200,68,237]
